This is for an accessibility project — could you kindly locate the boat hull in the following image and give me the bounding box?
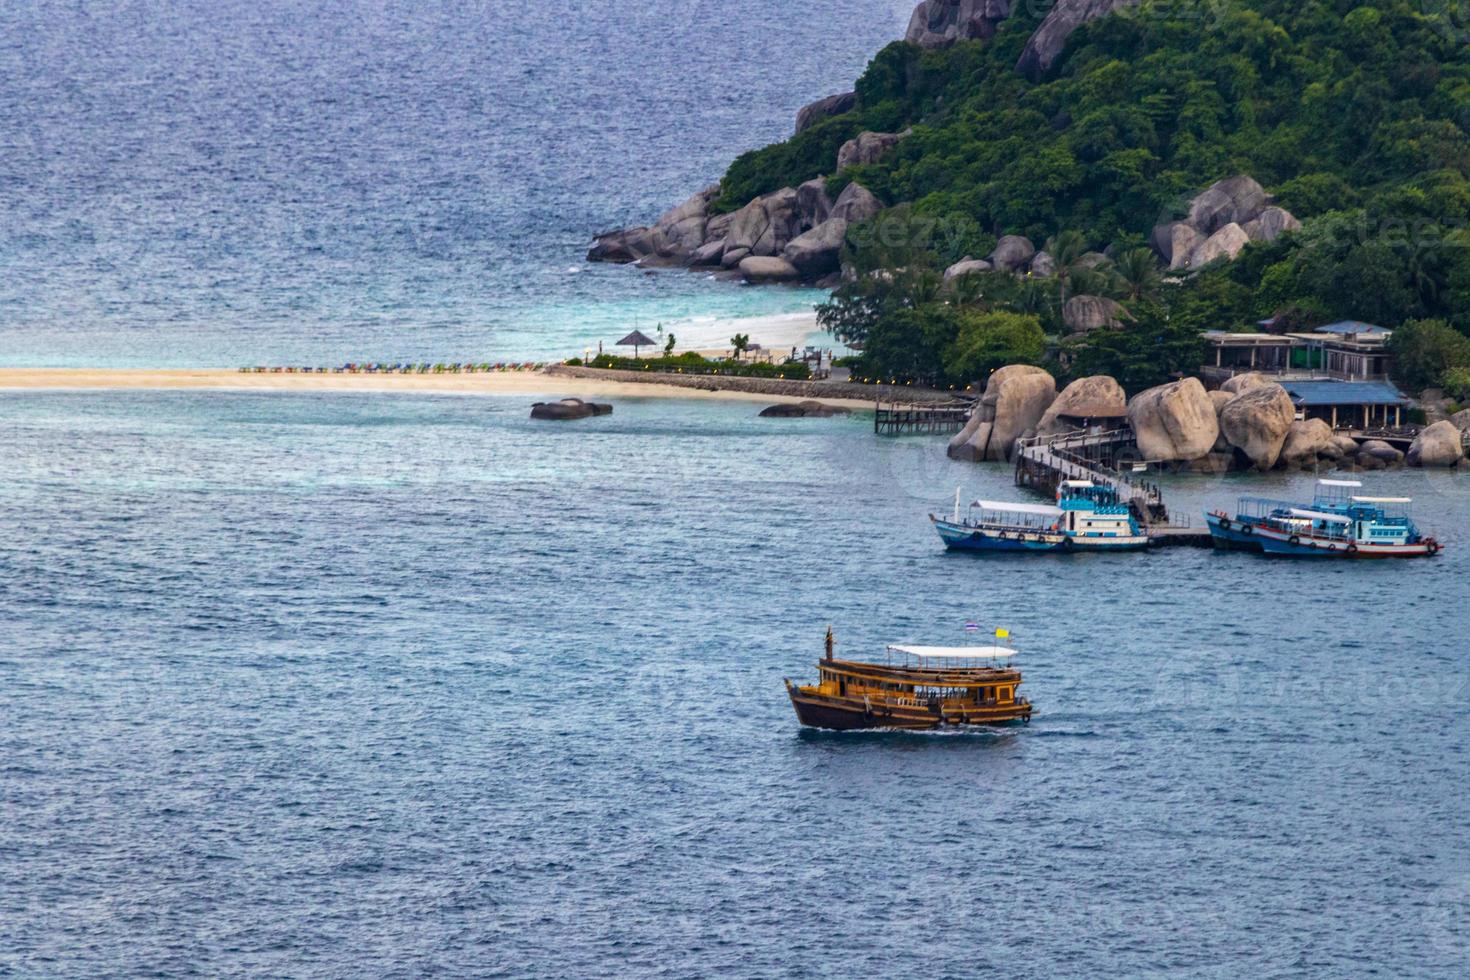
[1207,512,1441,558]
[786,685,1031,731]
[931,517,1147,553]
[1252,524,1438,558]
[1205,512,1264,551]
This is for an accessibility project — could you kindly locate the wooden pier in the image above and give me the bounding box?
[874,399,974,435]
[1013,429,1211,546]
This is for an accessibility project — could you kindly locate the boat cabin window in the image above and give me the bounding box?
[999,687,1012,701]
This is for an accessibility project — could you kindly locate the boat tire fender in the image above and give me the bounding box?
[1427,541,1440,555]
[1241,524,1253,535]
[1288,535,1301,546]
[1346,543,1357,555]
[1219,518,1232,532]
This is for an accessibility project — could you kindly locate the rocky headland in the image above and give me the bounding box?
[948,368,1468,470]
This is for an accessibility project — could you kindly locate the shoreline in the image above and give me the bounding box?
[0,367,878,408]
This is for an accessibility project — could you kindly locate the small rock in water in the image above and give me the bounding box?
[759,400,852,418]
[531,398,613,421]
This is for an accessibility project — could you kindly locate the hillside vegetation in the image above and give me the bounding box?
[720,0,1470,391]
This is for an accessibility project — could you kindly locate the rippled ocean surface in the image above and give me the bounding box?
[0,0,913,366]
[3,390,1470,976]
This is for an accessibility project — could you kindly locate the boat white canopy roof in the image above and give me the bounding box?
[1061,480,1095,487]
[971,499,1062,516]
[889,645,1016,659]
[1351,495,1412,504]
[1289,508,1351,524]
[1318,479,1363,487]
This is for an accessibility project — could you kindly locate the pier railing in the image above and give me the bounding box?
[874,399,974,435]
[1014,429,1171,525]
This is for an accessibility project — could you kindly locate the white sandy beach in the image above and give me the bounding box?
[0,367,872,408]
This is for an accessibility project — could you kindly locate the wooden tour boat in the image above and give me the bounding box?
[785,628,1032,731]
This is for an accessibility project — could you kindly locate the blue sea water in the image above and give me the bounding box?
[3,390,1470,976]
[0,0,914,367]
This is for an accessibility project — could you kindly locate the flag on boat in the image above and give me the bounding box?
[964,621,979,632]
[995,627,1010,639]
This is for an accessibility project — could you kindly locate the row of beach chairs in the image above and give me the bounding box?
[238,362,545,374]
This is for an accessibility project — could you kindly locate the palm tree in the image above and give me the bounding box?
[1044,230,1088,304]
[1115,247,1162,302]
[730,333,750,360]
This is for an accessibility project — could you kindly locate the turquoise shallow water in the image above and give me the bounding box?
[3,390,1470,976]
[0,0,910,366]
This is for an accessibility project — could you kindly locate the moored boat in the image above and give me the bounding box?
[1205,479,1442,558]
[930,480,1149,553]
[785,628,1032,731]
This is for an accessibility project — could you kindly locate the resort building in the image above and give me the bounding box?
[1201,321,1393,386]
[1200,320,1410,430]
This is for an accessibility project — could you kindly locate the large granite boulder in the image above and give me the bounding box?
[1450,407,1470,432]
[532,398,612,420]
[830,182,884,223]
[837,130,909,171]
[1208,389,1234,414]
[1331,435,1361,458]
[988,234,1036,272]
[689,239,726,267]
[1127,378,1219,462]
[1029,250,1056,277]
[1242,206,1302,243]
[724,187,801,258]
[1038,375,1126,435]
[1220,372,1273,396]
[1357,440,1405,468]
[652,185,719,255]
[796,178,834,227]
[906,0,1013,47]
[1062,295,1128,333]
[1188,222,1251,270]
[948,365,1057,462]
[1150,222,1205,271]
[1219,382,1296,470]
[1188,176,1269,235]
[795,91,856,134]
[1279,418,1337,468]
[739,255,800,282]
[943,257,993,280]
[587,226,656,263]
[1017,0,1139,78]
[782,218,848,276]
[1407,420,1466,467]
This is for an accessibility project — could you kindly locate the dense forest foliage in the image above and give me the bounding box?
[719,0,1470,392]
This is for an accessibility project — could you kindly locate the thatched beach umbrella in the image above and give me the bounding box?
[617,329,658,357]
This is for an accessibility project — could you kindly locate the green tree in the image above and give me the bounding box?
[1387,318,1470,390]
[730,333,750,360]
[945,311,1047,385]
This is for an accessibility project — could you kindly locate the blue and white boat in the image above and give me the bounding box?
[931,481,1150,553]
[1205,479,1442,558]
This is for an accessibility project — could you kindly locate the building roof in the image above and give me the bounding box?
[1315,320,1391,335]
[1280,379,1412,406]
[889,645,1016,660]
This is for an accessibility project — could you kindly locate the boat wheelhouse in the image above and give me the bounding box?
[785,629,1031,731]
[1205,479,1441,558]
[930,481,1149,553]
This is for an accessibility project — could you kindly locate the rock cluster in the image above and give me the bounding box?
[1150,176,1301,271]
[948,365,1057,462]
[588,174,876,285]
[905,0,1013,48]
